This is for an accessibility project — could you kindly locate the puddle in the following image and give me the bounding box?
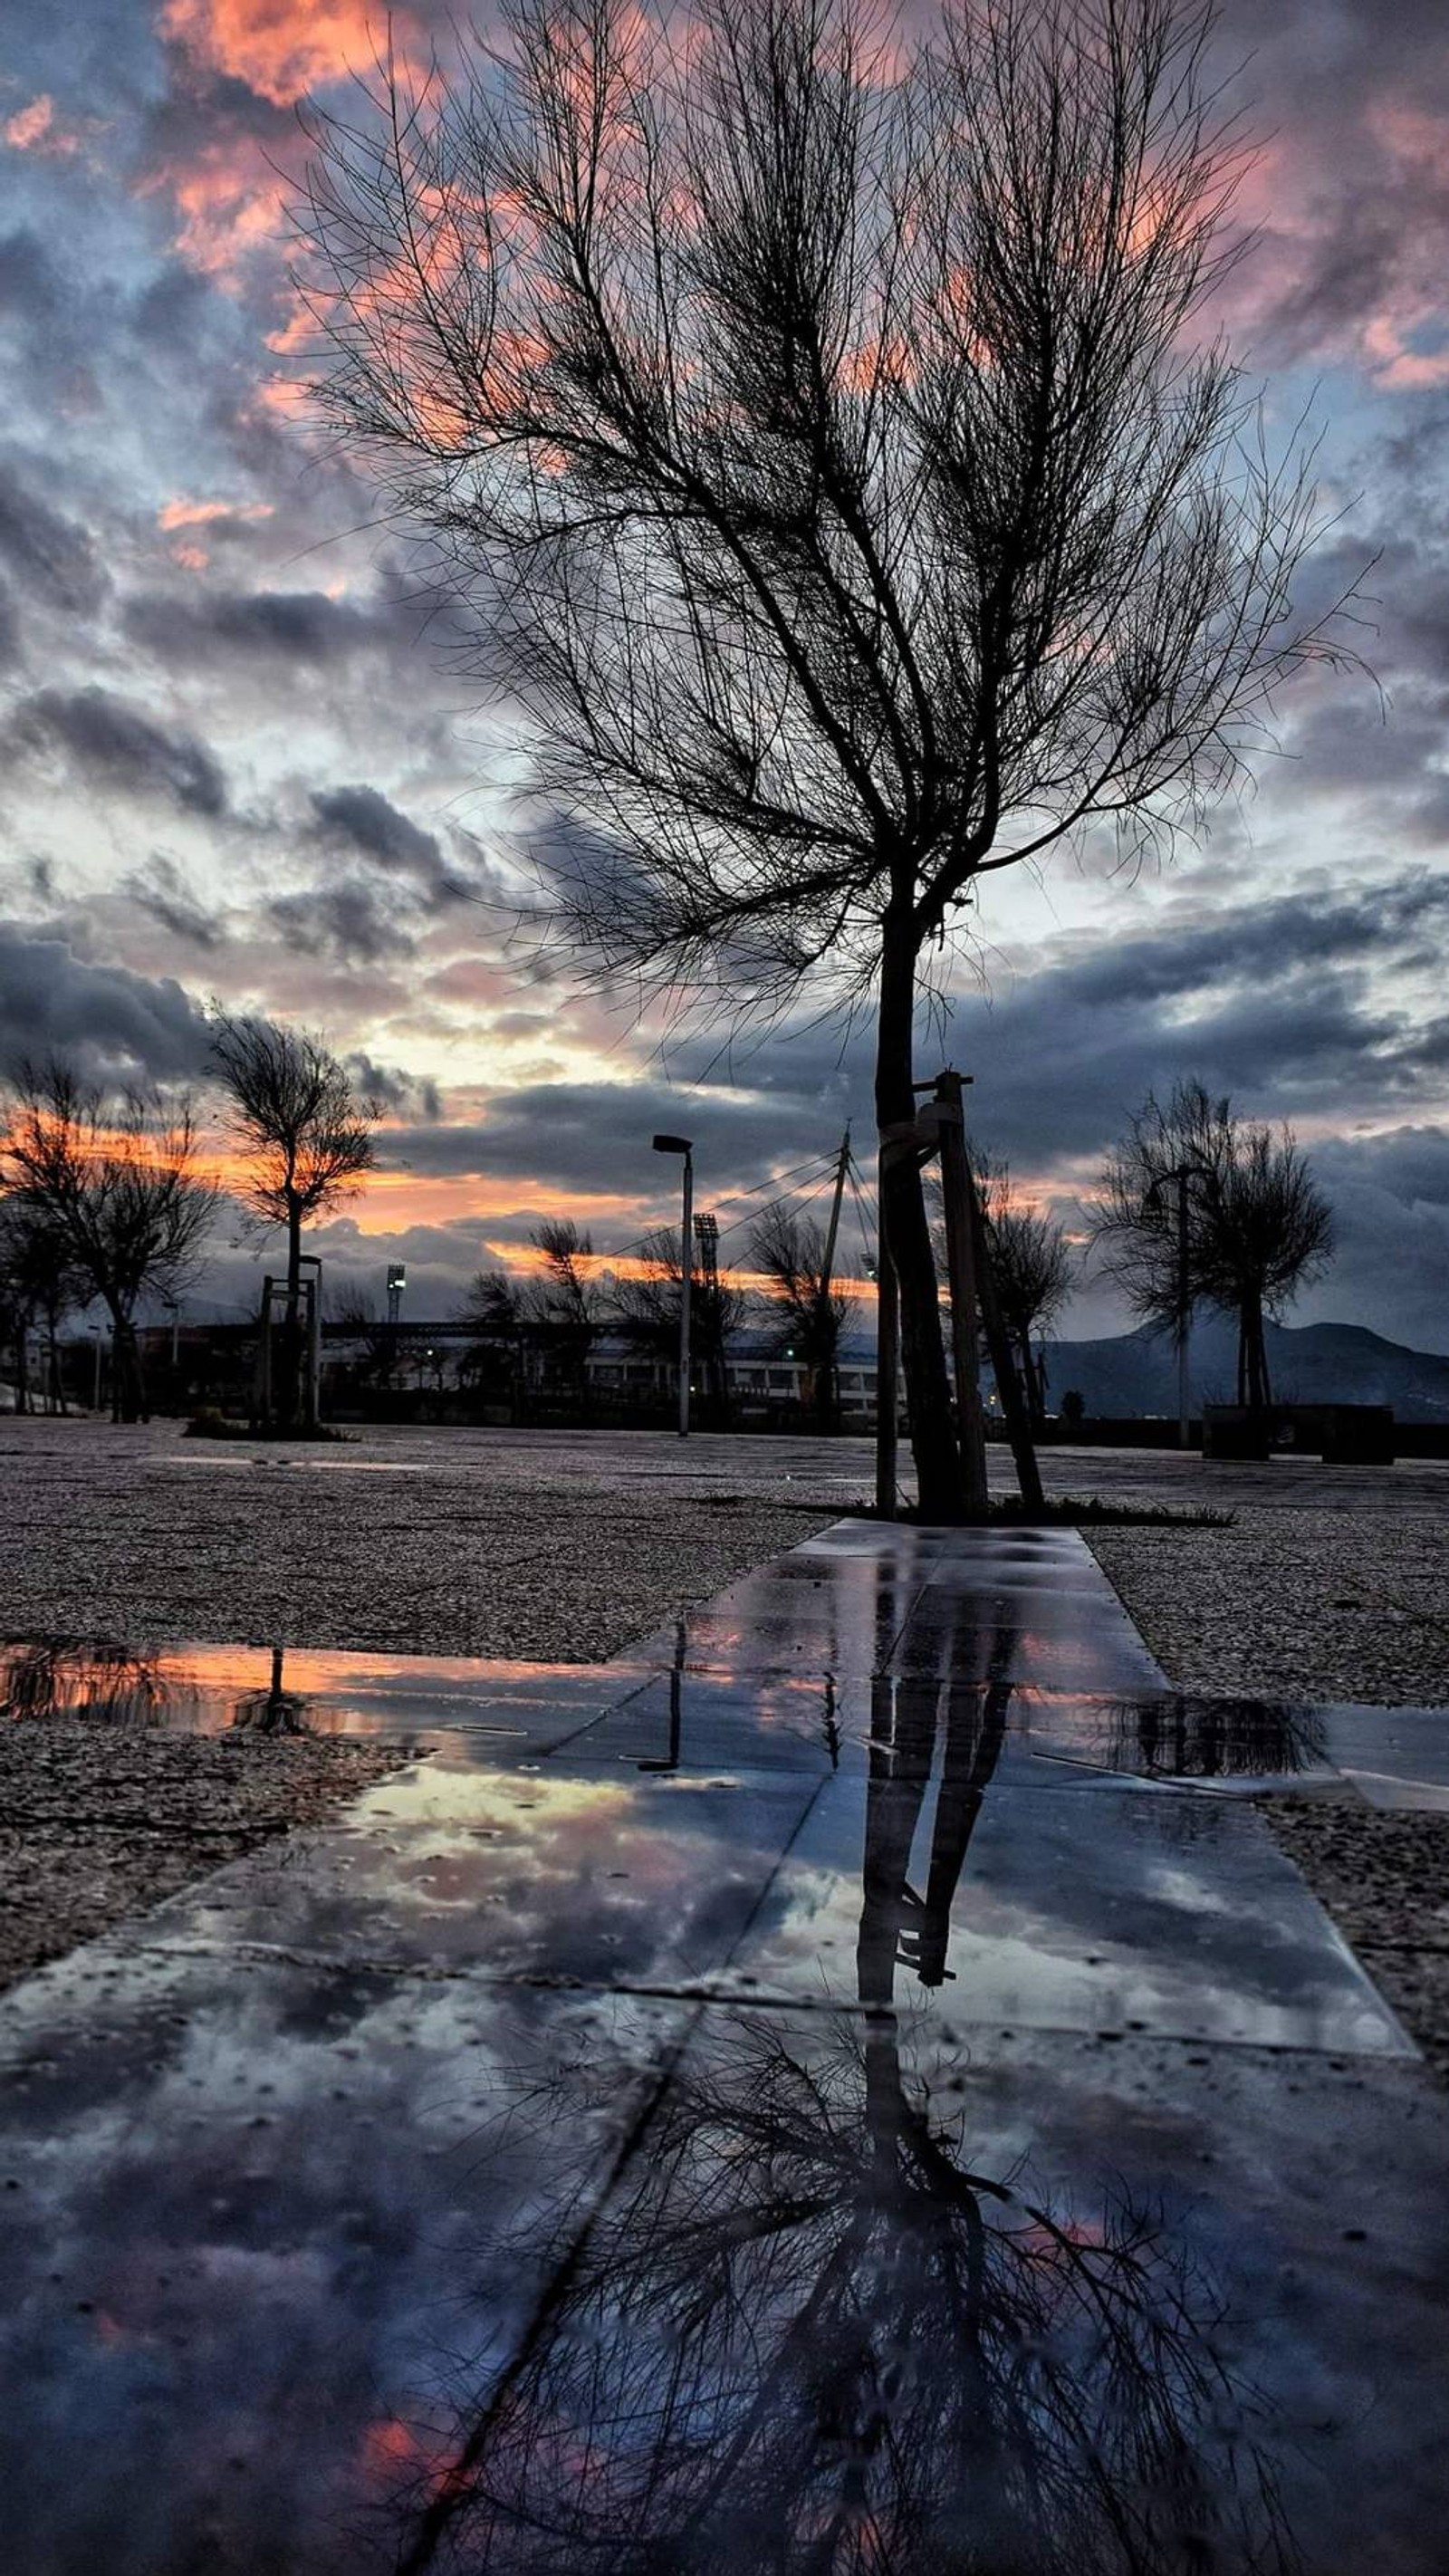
[2,1523,1448,2570]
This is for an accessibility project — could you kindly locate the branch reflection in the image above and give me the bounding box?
[389,1615,1298,2576]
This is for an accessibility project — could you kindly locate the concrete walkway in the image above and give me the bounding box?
[2,1523,1447,2572]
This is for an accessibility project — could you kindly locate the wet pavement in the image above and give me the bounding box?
[3,1523,1449,2572]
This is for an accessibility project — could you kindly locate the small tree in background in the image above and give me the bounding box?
[0,1199,84,1413]
[208,1010,378,1429]
[615,1226,747,1417]
[458,1268,532,1415]
[750,1206,855,1428]
[530,1218,605,1410]
[1092,1081,1334,1412]
[0,1059,216,1421]
[458,1219,605,1417]
[979,1181,1074,1425]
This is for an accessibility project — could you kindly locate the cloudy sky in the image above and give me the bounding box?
[3,0,1449,1344]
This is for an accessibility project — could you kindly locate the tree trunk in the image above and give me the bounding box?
[1245,1288,1271,1412]
[874,917,961,1519]
[112,1312,143,1423]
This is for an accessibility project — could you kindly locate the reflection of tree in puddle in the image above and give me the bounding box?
[1104,1696,1326,1780]
[0,1639,171,1725]
[231,1644,312,1736]
[389,1616,1297,2576]
[0,1639,315,1735]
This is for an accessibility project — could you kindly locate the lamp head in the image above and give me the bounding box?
[652,1133,693,1155]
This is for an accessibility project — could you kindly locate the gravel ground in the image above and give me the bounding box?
[1259,1795,1449,2085]
[9,1418,1449,2064]
[1085,1502,1449,1706]
[0,1720,402,1994]
[6,1418,848,1659]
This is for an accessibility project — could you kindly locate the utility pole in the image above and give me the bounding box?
[819,1125,850,1302]
[812,1125,851,1435]
[1146,1161,1214,1449]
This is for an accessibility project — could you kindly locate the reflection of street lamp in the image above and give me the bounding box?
[1145,1160,1218,1449]
[652,1133,694,1438]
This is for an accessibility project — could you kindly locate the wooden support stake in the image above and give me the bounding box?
[935,1072,990,1520]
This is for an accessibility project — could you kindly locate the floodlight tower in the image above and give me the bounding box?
[652,1134,694,1437]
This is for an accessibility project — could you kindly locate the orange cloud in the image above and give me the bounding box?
[160,0,414,108]
[158,496,274,530]
[5,94,54,149]
[4,93,78,155]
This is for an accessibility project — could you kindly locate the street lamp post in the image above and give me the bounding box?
[1146,1159,1218,1449]
[652,1133,694,1438]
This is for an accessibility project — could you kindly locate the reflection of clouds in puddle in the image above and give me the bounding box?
[0,1637,635,1740]
[378,2008,1300,2576]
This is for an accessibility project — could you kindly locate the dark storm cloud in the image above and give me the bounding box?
[124,586,389,668]
[365,870,1449,1211]
[0,462,109,618]
[375,1081,841,1196]
[346,1053,443,1121]
[1304,1125,1449,1350]
[265,881,405,966]
[6,686,227,816]
[0,925,211,1081]
[310,786,448,889]
[120,853,225,950]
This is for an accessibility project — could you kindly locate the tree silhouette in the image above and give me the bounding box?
[1,1059,216,1422]
[750,1205,855,1427]
[209,1009,378,1429]
[1092,1081,1333,1411]
[293,0,1357,1516]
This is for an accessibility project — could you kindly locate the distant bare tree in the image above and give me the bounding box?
[530,1217,606,1407]
[1092,1080,1334,1410]
[750,1206,854,1427]
[615,1225,746,1414]
[208,1009,378,1428]
[0,1197,82,1413]
[457,1268,530,1414]
[294,0,1360,1514]
[457,1219,606,1416]
[0,1059,216,1421]
[980,1180,1074,1424]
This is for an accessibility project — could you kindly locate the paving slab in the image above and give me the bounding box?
[1,1519,1447,2573]
[386,2004,1449,2576]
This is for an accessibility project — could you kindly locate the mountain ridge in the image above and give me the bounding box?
[1039,1315,1449,1421]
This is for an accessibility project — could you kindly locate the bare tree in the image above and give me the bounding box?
[294,0,1358,1514]
[614,1224,746,1414]
[981,1180,1074,1424]
[0,1060,216,1422]
[208,1010,378,1429]
[456,1219,606,1416]
[529,1216,606,1408]
[457,1266,531,1414]
[750,1205,854,1427]
[0,1200,86,1414]
[1091,1079,1334,1410]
